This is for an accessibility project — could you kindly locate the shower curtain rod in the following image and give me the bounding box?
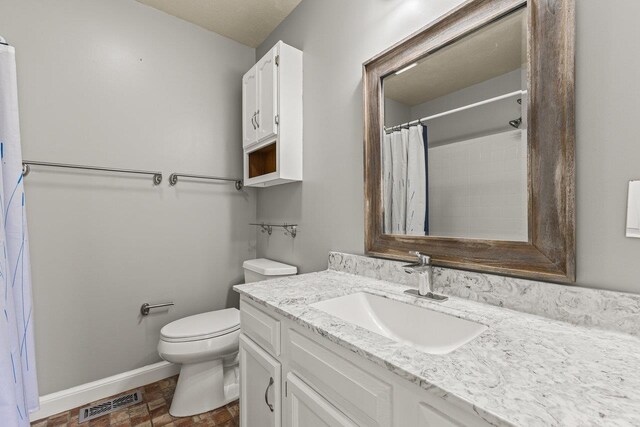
[384,89,527,133]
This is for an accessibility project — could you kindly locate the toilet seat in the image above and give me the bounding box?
[160,308,240,343]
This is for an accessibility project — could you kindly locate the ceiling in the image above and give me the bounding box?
[384,8,526,106]
[135,0,302,48]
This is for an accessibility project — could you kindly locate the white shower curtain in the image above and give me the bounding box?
[405,125,426,235]
[390,128,408,234]
[382,131,393,234]
[0,40,39,426]
[382,125,427,235]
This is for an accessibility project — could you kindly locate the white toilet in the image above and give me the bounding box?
[158,258,297,417]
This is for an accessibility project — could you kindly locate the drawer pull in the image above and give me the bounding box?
[264,377,274,412]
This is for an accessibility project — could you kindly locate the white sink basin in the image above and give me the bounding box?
[311,292,487,355]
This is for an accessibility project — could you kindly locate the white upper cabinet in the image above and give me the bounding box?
[242,41,303,187]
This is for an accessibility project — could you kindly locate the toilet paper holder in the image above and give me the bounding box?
[140,302,174,316]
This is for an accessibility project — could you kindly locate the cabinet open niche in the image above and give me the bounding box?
[247,142,277,179]
[242,41,302,187]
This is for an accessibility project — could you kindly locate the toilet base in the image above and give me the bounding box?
[169,359,239,417]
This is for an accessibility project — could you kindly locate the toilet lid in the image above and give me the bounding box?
[160,308,240,343]
[243,258,297,275]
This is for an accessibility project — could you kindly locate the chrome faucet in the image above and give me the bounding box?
[403,251,448,301]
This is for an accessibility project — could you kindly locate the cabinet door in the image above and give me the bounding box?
[286,373,357,427]
[240,334,281,427]
[243,67,258,148]
[256,47,278,142]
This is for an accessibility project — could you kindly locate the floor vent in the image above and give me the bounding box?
[78,390,143,423]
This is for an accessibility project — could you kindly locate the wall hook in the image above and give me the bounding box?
[250,222,298,239]
[283,224,297,238]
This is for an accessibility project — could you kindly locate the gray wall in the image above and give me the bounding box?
[0,0,256,394]
[256,0,640,294]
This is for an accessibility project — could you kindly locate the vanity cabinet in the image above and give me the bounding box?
[242,41,303,187]
[239,298,491,427]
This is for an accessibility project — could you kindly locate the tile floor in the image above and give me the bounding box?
[31,375,239,427]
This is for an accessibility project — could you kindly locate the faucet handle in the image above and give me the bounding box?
[409,251,431,265]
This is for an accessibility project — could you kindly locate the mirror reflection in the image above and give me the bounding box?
[382,8,528,241]
[627,181,640,238]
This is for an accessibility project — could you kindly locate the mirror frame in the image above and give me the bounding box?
[363,0,575,283]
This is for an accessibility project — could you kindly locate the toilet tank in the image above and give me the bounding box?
[243,258,297,283]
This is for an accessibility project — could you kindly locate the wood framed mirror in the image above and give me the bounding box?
[363,0,575,282]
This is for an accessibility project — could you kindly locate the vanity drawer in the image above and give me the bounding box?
[288,329,392,427]
[240,299,281,356]
[417,402,465,427]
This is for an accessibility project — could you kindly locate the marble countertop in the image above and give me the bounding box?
[234,270,640,427]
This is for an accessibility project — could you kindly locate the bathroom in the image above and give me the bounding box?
[0,0,639,425]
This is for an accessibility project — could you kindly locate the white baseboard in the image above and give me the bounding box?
[30,361,180,422]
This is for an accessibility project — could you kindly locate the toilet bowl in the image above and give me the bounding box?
[157,258,296,417]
